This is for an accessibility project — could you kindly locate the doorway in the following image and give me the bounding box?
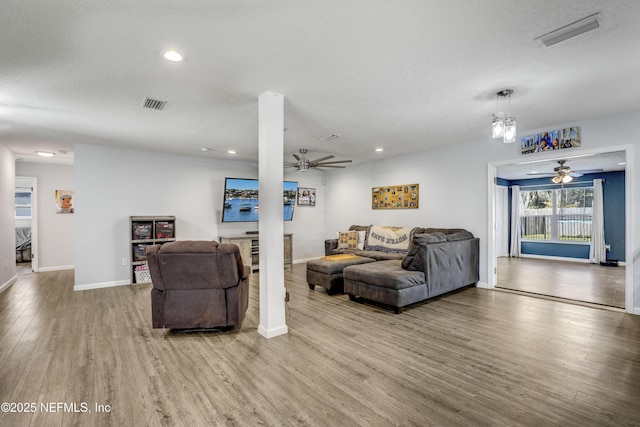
[488,146,633,312]
[15,176,37,273]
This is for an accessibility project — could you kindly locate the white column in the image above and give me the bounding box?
[257,91,288,338]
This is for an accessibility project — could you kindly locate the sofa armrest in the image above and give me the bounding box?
[402,237,479,292]
[325,239,339,256]
[145,244,164,290]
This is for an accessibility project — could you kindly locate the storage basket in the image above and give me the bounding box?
[134,265,151,283]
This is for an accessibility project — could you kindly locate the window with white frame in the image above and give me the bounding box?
[15,191,33,219]
[519,186,593,243]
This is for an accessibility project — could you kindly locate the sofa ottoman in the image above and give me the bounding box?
[306,255,376,295]
[343,259,428,313]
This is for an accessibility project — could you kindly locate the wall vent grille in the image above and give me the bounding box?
[142,97,167,111]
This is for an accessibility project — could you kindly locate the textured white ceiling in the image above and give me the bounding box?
[2,1,640,168]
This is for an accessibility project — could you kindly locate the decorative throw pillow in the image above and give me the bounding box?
[356,230,366,250]
[337,231,359,249]
[365,225,414,253]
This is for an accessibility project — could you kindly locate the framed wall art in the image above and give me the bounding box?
[372,183,418,210]
[297,187,316,206]
[55,190,74,214]
[521,126,581,155]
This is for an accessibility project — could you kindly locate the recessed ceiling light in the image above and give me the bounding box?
[618,162,626,166]
[163,50,184,62]
[36,151,55,157]
[375,148,384,152]
[227,150,237,155]
[200,147,213,152]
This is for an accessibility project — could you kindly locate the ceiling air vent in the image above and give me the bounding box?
[535,13,601,48]
[319,134,340,142]
[142,97,167,111]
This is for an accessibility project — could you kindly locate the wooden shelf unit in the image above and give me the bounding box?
[130,216,176,284]
[219,233,292,273]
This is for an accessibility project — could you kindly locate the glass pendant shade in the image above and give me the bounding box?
[503,116,517,143]
[562,174,573,183]
[492,114,505,138]
[491,89,516,143]
[552,175,562,184]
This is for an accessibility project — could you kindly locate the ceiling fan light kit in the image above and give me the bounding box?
[491,89,516,143]
[552,174,573,184]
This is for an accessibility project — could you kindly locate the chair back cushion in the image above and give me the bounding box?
[146,241,243,291]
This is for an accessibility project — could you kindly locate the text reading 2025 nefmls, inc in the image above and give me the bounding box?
[1,401,112,413]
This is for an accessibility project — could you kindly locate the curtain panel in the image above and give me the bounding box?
[509,185,521,257]
[589,178,606,263]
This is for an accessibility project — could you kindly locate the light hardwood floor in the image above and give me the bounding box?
[497,257,626,308]
[1,264,640,426]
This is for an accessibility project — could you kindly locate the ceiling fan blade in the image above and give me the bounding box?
[309,155,334,163]
[568,172,583,177]
[292,154,301,161]
[573,169,604,174]
[284,162,297,167]
[314,160,353,165]
[526,172,556,176]
[314,165,346,168]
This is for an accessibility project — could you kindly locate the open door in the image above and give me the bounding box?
[15,176,37,272]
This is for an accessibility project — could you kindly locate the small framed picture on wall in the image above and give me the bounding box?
[297,187,316,206]
[55,190,74,214]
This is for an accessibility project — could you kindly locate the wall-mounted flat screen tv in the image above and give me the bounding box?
[222,178,298,222]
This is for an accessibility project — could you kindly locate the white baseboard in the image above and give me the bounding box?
[74,279,130,291]
[258,324,288,339]
[520,254,626,266]
[521,254,590,263]
[0,275,17,293]
[476,281,491,289]
[37,265,75,272]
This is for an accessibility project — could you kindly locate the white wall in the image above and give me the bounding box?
[74,144,328,289]
[15,162,75,271]
[324,109,640,313]
[0,143,16,290]
[283,170,326,261]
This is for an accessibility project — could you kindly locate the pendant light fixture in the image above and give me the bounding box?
[491,89,516,143]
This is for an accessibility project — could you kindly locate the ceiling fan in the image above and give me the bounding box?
[527,159,603,183]
[284,148,352,172]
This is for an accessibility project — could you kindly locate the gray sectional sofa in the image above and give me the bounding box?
[324,225,479,313]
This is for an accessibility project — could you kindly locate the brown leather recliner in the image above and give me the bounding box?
[145,241,249,330]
